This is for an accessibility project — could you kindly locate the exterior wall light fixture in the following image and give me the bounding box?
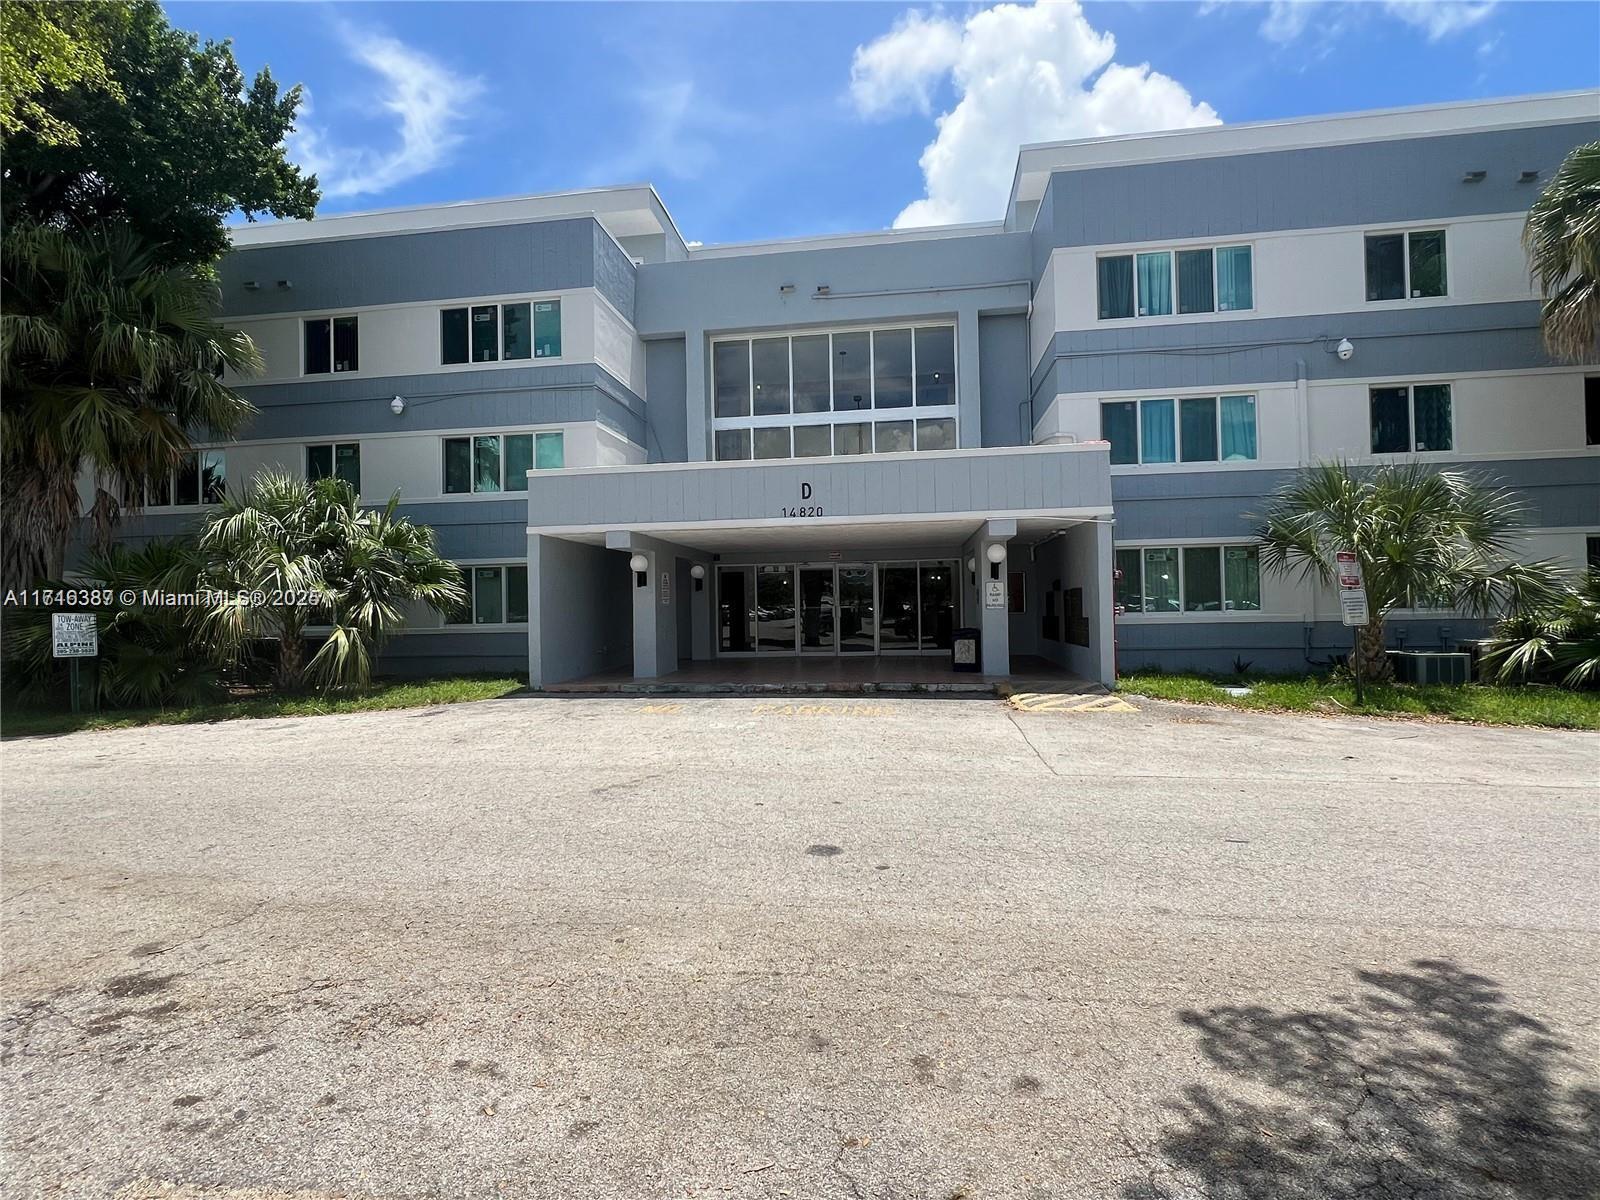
[986,542,1007,581]
[966,556,977,584]
[629,553,649,588]
[690,563,706,591]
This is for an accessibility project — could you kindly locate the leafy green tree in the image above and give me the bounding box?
[2,0,317,265]
[0,1,124,146]
[2,538,229,708]
[1524,141,1600,362]
[198,474,467,691]
[1,222,261,588]
[1479,572,1600,689]
[1255,462,1565,683]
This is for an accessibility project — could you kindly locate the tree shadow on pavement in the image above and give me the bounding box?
[1126,959,1600,1200]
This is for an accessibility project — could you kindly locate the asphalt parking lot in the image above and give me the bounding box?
[3,695,1597,1199]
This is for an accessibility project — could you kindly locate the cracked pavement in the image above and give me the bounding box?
[2,694,1596,1198]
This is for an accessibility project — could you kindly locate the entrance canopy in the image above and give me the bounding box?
[524,444,1115,688]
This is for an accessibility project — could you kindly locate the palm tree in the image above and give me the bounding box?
[0,222,260,588]
[1,537,229,708]
[1479,571,1600,689]
[1255,462,1566,683]
[197,473,467,691]
[1524,140,1600,362]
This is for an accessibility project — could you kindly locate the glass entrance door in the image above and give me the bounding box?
[837,566,875,653]
[799,567,835,652]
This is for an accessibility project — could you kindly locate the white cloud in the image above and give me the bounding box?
[290,25,483,200]
[584,79,756,185]
[856,2,1218,228]
[1239,1,1498,46]
[849,9,964,117]
[1381,0,1497,40]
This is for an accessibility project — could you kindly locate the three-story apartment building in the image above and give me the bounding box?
[113,91,1600,687]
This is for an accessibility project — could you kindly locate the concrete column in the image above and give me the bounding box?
[606,531,709,679]
[957,301,982,448]
[963,518,1014,676]
[527,532,546,688]
[1093,517,1117,687]
[690,565,712,661]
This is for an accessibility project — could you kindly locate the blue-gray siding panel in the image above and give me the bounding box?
[222,218,603,316]
[644,338,689,463]
[1116,618,1488,675]
[397,502,527,560]
[234,364,646,445]
[592,224,638,321]
[380,632,528,678]
[634,232,1032,336]
[1110,456,1600,539]
[1031,122,1600,277]
[978,313,1032,447]
[525,446,1112,530]
[1031,302,1550,404]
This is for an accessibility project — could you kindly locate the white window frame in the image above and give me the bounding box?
[124,448,227,511]
[438,297,560,367]
[446,561,530,627]
[1096,243,1254,322]
[1113,540,1264,618]
[1364,227,1448,303]
[1368,383,1454,455]
[709,322,959,462]
[1101,393,1259,467]
[441,429,565,495]
[301,314,359,376]
[306,441,361,487]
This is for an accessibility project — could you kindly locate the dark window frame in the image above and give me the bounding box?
[303,315,359,375]
[1365,228,1448,302]
[307,441,361,490]
[1369,383,1454,454]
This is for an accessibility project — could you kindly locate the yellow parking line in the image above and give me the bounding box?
[1007,693,1138,713]
[634,703,683,714]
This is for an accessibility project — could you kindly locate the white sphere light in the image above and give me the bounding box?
[986,543,1007,565]
[690,564,706,580]
[629,554,649,573]
[966,556,976,573]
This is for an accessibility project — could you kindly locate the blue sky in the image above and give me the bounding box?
[179,1,1600,244]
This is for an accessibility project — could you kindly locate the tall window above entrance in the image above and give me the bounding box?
[711,324,958,461]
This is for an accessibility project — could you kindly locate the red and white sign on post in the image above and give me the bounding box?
[1336,549,1369,627]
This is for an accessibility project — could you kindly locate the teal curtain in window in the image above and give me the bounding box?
[504,434,533,492]
[1215,246,1253,311]
[1412,384,1452,451]
[1097,256,1134,319]
[1136,252,1172,316]
[1101,402,1138,465]
[1220,395,1257,460]
[1140,398,1176,463]
[1224,546,1261,611]
[535,431,565,469]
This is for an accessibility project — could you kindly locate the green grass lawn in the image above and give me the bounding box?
[1,675,526,738]
[1119,671,1599,731]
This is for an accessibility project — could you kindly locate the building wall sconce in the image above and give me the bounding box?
[986,542,1007,581]
[630,553,649,588]
[690,563,706,592]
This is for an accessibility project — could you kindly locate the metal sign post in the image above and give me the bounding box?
[1336,551,1369,706]
[51,613,99,714]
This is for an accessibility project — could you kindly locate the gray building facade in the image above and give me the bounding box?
[108,91,1600,685]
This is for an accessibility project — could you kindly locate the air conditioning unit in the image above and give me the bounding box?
[1388,651,1472,685]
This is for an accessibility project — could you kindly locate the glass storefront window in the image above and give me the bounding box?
[918,564,954,650]
[756,566,796,651]
[878,566,919,650]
